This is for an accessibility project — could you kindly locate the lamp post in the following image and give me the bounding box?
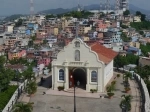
[71,74,80,112]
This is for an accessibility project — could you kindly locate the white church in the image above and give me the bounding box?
[52,38,118,92]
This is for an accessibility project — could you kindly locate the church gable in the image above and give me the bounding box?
[54,38,104,66]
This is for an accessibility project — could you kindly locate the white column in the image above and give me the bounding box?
[98,68,102,92]
[86,68,90,92]
[65,67,69,90]
[52,66,54,89]
[53,66,57,90]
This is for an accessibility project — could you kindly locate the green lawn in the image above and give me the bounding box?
[0,85,18,110]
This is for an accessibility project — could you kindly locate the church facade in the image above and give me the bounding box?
[52,38,117,92]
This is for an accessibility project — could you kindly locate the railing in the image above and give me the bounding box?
[116,68,150,112]
[2,80,28,112]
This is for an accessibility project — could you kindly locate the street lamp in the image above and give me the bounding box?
[71,75,80,112]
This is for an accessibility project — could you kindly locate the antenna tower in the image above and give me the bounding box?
[116,0,120,14]
[105,0,110,14]
[99,0,103,12]
[30,0,34,20]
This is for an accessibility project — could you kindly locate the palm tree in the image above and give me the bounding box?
[124,72,132,87]
[22,67,35,81]
[26,81,37,96]
[106,83,115,98]
[120,95,132,111]
[13,102,33,112]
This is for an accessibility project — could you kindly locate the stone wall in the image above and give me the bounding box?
[119,68,150,112]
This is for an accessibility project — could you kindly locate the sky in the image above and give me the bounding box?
[0,0,149,16]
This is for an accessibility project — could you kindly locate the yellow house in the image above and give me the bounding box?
[82,36,90,41]
[129,42,140,49]
[54,27,58,35]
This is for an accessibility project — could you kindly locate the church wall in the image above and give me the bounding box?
[104,60,114,87]
[53,39,103,68]
[52,38,110,92]
[53,66,66,89]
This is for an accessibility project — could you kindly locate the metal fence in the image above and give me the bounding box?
[2,80,28,112]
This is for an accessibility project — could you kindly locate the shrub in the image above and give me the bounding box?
[57,86,64,91]
[111,81,116,85]
[90,89,97,93]
[107,92,114,97]
[0,85,18,110]
[117,74,120,78]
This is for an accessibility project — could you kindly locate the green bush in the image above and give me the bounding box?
[90,89,97,93]
[0,85,18,110]
[107,92,114,97]
[111,81,116,85]
[117,74,120,78]
[57,86,64,91]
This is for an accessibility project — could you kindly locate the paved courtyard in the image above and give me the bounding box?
[29,72,141,112]
[30,95,122,112]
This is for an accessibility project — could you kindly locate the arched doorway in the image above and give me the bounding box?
[72,68,86,89]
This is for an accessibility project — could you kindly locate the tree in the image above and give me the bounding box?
[139,31,144,35]
[123,10,130,16]
[120,95,132,111]
[140,43,150,56]
[124,72,132,87]
[121,32,130,42]
[15,19,23,27]
[0,56,6,68]
[22,66,35,81]
[46,14,55,20]
[26,81,37,95]
[13,102,33,112]
[106,83,115,98]
[136,11,146,21]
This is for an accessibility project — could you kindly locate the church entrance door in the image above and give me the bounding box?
[69,68,86,89]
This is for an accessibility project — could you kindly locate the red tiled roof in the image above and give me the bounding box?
[90,42,118,64]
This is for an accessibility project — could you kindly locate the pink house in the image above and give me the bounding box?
[95,20,107,31]
[8,49,26,60]
[37,57,51,66]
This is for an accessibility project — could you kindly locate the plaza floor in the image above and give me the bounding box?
[29,72,141,112]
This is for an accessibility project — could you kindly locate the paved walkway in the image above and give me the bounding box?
[129,79,141,112]
[114,72,141,112]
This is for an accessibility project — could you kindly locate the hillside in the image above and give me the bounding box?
[38,4,150,15]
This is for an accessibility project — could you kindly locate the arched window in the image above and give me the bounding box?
[75,50,80,61]
[59,69,64,81]
[91,71,97,82]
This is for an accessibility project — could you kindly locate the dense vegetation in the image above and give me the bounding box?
[114,54,139,67]
[46,11,94,19]
[15,19,23,27]
[121,32,130,42]
[0,56,16,92]
[135,11,146,21]
[130,21,150,31]
[0,85,18,110]
[123,10,130,16]
[140,43,150,56]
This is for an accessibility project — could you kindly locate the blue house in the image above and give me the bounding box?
[127,46,141,55]
[131,36,138,42]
